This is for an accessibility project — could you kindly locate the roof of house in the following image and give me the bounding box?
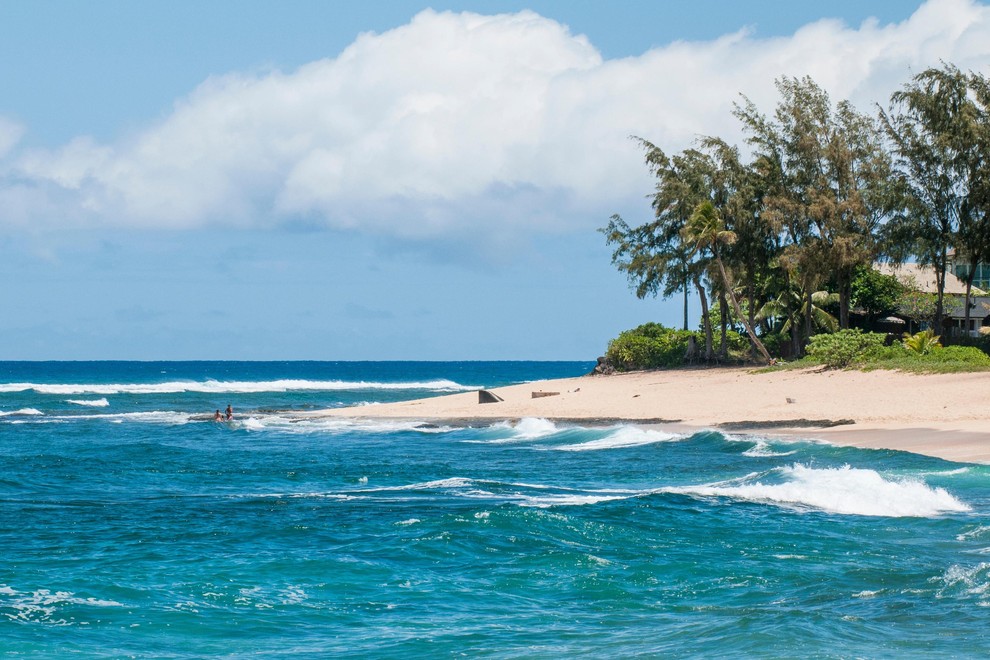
[875,262,986,296]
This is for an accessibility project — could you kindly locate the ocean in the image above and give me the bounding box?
[1,361,988,657]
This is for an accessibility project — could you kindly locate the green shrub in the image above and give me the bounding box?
[923,345,990,366]
[902,329,941,355]
[805,329,887,369]
[605,323,696,371]
[712,329,752,353]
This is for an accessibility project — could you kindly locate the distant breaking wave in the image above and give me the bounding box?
[0,408,44,417]
[0,379,478,395]
[67,398,111,407]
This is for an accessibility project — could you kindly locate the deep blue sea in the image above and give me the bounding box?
[2,361,990,657]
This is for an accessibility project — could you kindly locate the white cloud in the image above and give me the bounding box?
[4,0,990,243]
[0,116,24,159]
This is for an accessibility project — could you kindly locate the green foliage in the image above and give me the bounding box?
[605,323,697,371]
[896,289,939,324]
[805,329,887,369]
[902,329,941,355]
[766,332,990,373]
[850,267,903,315]
[603,64,990,366]
[923,345,990,365]
[711,328,751,353]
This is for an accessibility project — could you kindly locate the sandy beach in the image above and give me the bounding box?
[314,366,990,464]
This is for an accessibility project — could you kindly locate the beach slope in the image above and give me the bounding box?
[313,367,990,463]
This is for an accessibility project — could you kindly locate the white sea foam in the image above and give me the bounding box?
[665,464,970,517]
[553,426,681,451]
[50,411,193,425]
[0,378,477,395]
[935,563,990,599]
[66,398,110,407]
[236,415,453,435]
[0,408,43,417]
[511,418,560,439]
[1,587,124,625]
[517,492,633,507]
[742,439,796,458]
[957,526,990,542]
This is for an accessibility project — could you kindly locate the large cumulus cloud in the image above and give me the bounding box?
[3,0,990,242]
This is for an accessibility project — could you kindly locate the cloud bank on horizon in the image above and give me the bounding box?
[2,0,989,246]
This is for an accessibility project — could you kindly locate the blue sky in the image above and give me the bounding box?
[1,0,987,360]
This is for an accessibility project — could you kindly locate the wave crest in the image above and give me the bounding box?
[666,464,970,517]
[0,378,477,395]
[66,398,110,407]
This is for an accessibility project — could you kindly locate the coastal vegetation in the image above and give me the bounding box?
[602,63,990,369]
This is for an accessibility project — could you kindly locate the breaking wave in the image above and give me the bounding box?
[66,398,110,407]
[664,464,970,517]
[0,408,44,417]
[552,426,682,451]
[0,379,478,395]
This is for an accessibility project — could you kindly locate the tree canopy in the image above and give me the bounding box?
[604,64,990,363]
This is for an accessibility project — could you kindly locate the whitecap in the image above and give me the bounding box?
[0,378,478,395]
[66,398,110,408]
[517,492,633,507]
[665,464,970,517]
[351,478,475,495]
[552,426,681,451]
[742,439,796,458]
[49,411,192,425]
[957,525,990,542]
[226,415,453,435]
[0,408,43,417]
[935,562,990,598]
[511,418,560,439]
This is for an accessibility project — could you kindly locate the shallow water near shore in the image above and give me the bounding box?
[2,361,990,657]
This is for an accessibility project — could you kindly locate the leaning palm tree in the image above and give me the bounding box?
[684,201,774,364]
[757,288,839,343]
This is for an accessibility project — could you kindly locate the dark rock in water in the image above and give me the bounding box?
[590,356,615,376]
[478,389,503,404]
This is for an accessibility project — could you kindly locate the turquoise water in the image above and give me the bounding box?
[2,361,989,657]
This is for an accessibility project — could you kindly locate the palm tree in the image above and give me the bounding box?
[757,287,839,348]
[684,201,774,364]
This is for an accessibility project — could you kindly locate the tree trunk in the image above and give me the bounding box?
[683,286,689,332]
[804,287,814,345]
[695,276,714,362]
[715,256,773,364]
[791,314,802,358]
[718,290,729,360]
[839,272,851,329]
[964,271,976,338]
[934,246,947,331]
[746,279,758,361]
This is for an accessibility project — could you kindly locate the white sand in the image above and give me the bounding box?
[312,367,990,464]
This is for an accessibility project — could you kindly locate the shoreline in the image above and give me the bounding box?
[308,366,990,464]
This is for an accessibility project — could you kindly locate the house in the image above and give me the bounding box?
[949,249,990,292]
[875,262,989,338]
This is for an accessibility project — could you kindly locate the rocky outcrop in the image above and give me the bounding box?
[589,356,615,375]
